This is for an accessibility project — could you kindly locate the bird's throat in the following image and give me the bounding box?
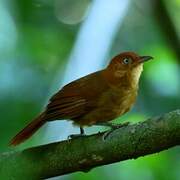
[102,64,143,89]
[130,64,143,88]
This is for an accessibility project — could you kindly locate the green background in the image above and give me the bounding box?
[0,0,179,179]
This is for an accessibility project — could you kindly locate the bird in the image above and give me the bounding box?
[10,51,153,146]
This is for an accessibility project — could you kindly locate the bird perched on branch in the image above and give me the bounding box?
[10,51,153,146]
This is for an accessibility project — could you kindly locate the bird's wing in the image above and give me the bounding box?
[45,70,108,121]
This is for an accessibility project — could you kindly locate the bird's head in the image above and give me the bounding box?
[108,51,153,72]
[106,52,153,86]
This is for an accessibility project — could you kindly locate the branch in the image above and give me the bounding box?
[1,110,180,179]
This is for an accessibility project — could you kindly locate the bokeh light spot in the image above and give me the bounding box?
[54,0,91,25]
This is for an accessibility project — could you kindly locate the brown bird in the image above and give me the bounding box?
[10,51,153,146]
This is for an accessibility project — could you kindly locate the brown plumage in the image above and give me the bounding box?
[10,52,153,146]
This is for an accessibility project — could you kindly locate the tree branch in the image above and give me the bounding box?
[1,110,180,179]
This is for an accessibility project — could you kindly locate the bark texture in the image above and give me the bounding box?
[0,110,180,179]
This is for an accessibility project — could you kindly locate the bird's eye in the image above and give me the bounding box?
[123,58,132,65]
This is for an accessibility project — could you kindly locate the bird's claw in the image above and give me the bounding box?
[67,126,86,141]
[102,130,113,141]
[67,134,86,140]
[102,122,130,141]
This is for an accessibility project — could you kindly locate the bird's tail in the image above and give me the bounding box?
[10,112,46,146]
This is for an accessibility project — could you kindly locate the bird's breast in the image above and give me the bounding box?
[99,88,137,116]
[76,87,137,126]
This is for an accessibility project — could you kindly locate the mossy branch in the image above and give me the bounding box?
[0,110,180,179]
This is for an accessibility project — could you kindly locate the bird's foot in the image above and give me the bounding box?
[101,122,130,141]
[67,126,86,140]
[67,133,86,140]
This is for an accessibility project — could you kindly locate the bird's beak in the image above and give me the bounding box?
[139,56,153,63]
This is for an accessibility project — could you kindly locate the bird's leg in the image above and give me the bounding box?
[80,126,85,134]
[95,122,130,140]
[68,126,86,140]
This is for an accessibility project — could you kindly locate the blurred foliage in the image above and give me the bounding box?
[0,0,179,180]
